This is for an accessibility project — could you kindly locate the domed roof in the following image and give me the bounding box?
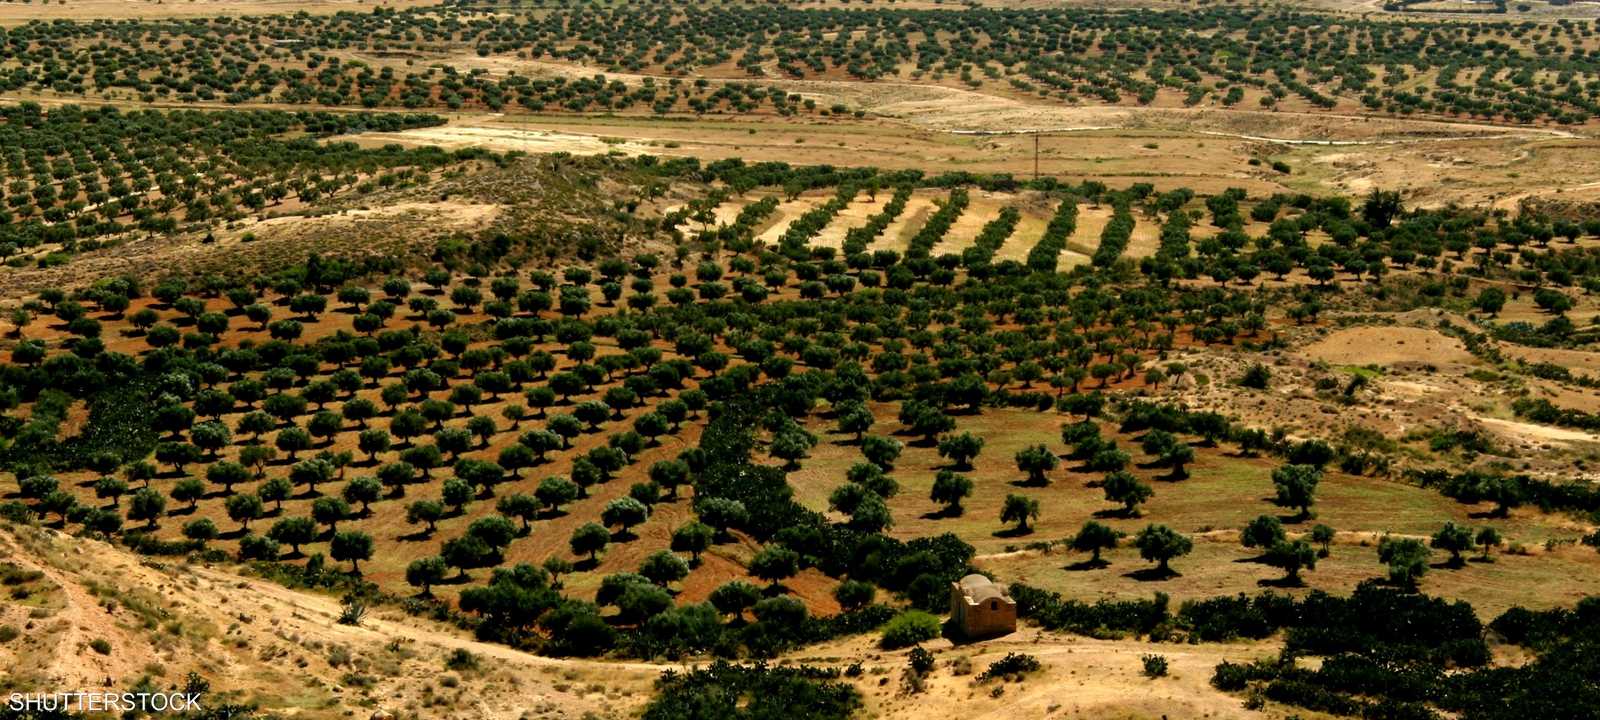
[968,584,1006,602]
[959,574,994,589]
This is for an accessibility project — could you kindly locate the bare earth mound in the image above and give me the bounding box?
[1299,326,1475,367]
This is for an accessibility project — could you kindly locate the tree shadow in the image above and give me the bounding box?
[992,525,1034,539]
[1092,508,1137,519]
[398,529,434,542]
[1064,558,1109,572]
[921,506,964,520]
[1122,566,1180,582]
[439,572,473,586]
[890,426,925,440]
[1257,575,1306,589]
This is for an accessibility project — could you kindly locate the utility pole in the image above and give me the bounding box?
[1033,133,1040,181]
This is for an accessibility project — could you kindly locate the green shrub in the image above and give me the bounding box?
[0,502,35,524]
[337,596,367,627]
[1212,661,1253,691]
[1237,363,1271,389]
[643,661,858,720]
[445,648,479,672]
[879,610,941,649]
[979,652,1042,682]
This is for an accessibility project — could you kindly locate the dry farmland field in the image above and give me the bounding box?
[2,2,1600,720]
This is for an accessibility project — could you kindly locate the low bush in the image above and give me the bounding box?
[643,661,859,720]
[879,610,941,649]
[979,652,1042,682]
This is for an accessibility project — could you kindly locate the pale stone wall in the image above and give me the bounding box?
[949,581,1017,639]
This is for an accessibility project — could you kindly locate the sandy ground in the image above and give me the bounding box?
[663,195,769,232]
[1474,416,1600,446]
[1501,343,1600,375]
[932,192,1006,257]
[874,192,940,252]
[1293,136,1600,208]
[807,195,886,250]
[755,196,832,245]
[235,200,499,239]
[1298,326,1477,367]
[801,626,1279,720]
[349,125,666,157]
[1155,310,1600,481]
[1073,205,1160,259]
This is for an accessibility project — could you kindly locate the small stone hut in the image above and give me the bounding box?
[949,574,1016,639]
